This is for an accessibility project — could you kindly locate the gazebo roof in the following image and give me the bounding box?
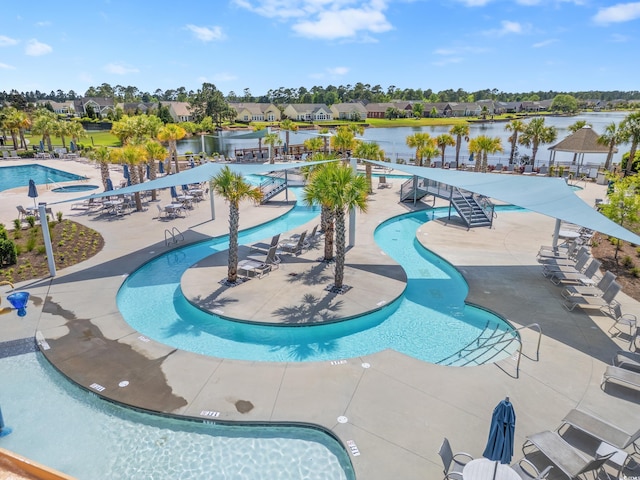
[548,125,615,154]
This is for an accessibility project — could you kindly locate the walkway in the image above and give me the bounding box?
[1,159,639,479]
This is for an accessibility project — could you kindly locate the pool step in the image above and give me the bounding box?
[437,322,519,367]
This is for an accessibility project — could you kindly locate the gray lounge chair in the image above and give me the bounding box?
[563,281,621,313]
[542,251,590,276]
[561,271,616,299]
[523,430,614,479]
[250,233,280,254]
[613,350,640,374]
[538,246,588,267]
[601,365,640,393]
[559,408,640,453]
[247,245,280,269]
[510,458,553,479]
[549,259,601,286]
[538,240,581,260]
[279,230,307,255]
[437,437,473,480]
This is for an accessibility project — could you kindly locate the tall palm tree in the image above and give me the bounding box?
[31,110,57,152]
[620,112,640,176]
[597,121,625,171]
[518,118,557,167]
[303,137,323,159]
[436,134,455,168]
[263,132,282,163]
[303,162,368,291]
[449,124,470,168]
[504,119,526,165]
[353,140,385,193]
[3,108,30,150]
[67,120,86,150]
[210,166,263,284]
[406,132,434,167]
[470,135,503,172]
[144,140,167,201]
[112,144,146,211]
[280,119,298,153]
[157,124,187,174]
[332,125,357,159]
[53,120,72,151]
[89,146,113,190]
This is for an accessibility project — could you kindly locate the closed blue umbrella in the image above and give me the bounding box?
[483,398,516,467]
[123,164,130,180]
[39,140,45,152]
[170,186,178,199]
[146,164,151,180]
[27,179,38,208]
[158,160,165,174]
[105,178,114,192]
[190,158,196,168]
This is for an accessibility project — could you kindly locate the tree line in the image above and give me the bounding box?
[2,83,640,108]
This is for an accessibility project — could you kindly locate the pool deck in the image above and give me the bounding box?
[1,158,640,480]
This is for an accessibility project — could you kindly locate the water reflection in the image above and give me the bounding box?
[177,112,630,166]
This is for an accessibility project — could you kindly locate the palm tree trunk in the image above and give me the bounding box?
[323,209,335,262]
[228,203,240,283]
[366,164,372,193]
[149,160,158,201]
[455,138,461,167]
[625,142,638,176]
[509,137,517,164]
[171,141,180,174]
[130,164,143,211]
[532,143,539,166]
[100,162,110,190]
[334,208,346,289]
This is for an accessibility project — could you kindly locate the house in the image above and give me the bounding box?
[329,102,367,121]
[229,102,281,122]
[37,101,75,115]
[161,101,194,122]
[282,103,333,121]
[117,102,156,115]
[497,101,522,114]
[421,102,453,117]
[73,97,115,117]
[448,102,482,117]
[365,102,413,119]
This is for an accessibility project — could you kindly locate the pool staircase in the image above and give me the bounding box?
[400,177,495,229]
[259,172,288,204]
[437,322,541,378]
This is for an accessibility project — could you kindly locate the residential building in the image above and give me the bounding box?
[330,102,368,120]
[229,103,281,122]
[282,103,333,121]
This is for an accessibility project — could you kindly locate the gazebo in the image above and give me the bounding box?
[547,125,615,177]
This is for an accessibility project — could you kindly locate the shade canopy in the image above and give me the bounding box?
[483,398,516,464]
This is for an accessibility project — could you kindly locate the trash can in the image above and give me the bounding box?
[596,173,607,185]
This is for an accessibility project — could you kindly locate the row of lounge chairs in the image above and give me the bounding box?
[2,150,20,160]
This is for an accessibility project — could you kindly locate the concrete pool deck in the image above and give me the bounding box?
[1,158,640,479]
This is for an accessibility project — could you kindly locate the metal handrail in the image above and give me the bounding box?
[164,227,184,247]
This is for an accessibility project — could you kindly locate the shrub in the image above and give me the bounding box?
[56,211,63,222]
[631,267,640,278]
[26,216,36,228]
[0,225,7,240]
[25,235,37,252]
[36,245,46,255]
[0,238,18,265]
[622,255,634,268]
[636,246,640,257]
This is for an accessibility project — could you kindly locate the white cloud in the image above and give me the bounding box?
[186,24,225,42]
[234,0,392,40]
[103,63,139,75]
[327,66,349,75]
[455,0,493,6]
[25,39,52,56]
[483,20,529,36]
[0,62,16,69]
[593,2,640,24]
[35,21,51,27]
[532,38,557,47]
[434,45,489,55]
[0,35,19,46]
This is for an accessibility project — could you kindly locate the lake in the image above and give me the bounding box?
[177,111,631,167]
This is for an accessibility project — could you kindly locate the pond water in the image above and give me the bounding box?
[177,112,630,166]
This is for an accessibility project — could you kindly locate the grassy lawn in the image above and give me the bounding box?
[25,130,121,150]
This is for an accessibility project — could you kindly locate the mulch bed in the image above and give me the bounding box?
[591,233,640,302]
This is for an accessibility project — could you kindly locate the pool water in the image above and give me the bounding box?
[0,164,87,192]
[0,352,354,480]
[52,184,99,193]
[118,196,516,363]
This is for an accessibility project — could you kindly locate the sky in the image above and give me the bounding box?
[1,0,640,98]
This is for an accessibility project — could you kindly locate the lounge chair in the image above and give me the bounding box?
[237,258,272,279]
[548,259,601,286]
[606,303,637,339]
[601,365,640,393]
[559,408,640,453]
[510,458,553,479]
[378,176,392,189]
[279,230,307,255]
[537,165,548,176]
[247,245,280,269]
[563,281,621,313]
[16,205,28,221]
[613,350,640,374]
[522,165,535,176]
[538,246,588,266]
[561,271,616,299]
[542,251,590,277]
[437,437,473,479]
[523,431,614,479]
[250,233,280,254]
[9,150,19,159]
[2,151,9,159]
[537,241,582,261]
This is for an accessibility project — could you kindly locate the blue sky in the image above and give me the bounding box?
[1,0,639,97]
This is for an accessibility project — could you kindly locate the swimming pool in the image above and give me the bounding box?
[51,184,99,193]
[0,352,353,480]
[117,198,517,364]
[0,164,87,192]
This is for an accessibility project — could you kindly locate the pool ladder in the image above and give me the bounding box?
[164,227,184,246]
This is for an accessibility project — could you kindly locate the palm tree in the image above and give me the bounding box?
[303,162,368,291]
[157,124,187,174]
[3,108,30,150]
[420,143,440,168]
[353,140,385,193]
[406,132,434,167]
[449,124,470,168]
[112,144,146,211]
[504,119,526,165]
[436,134,455,168]
[280,119,298,153]
[144,140,167,201]
[252,124,265,156]
[263,132,282,163]
[89,146,113,190]
[319,128,331,154]
[303,137,323,159]
[210,166,263,285]
[597,122,625,171]
[470,135,503,172]
[518,118,557,167]
[31,111,57,152]
[620,112,640,176]
[332,125,357,159]
[67,120,86,149]
[53,120,72,151]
